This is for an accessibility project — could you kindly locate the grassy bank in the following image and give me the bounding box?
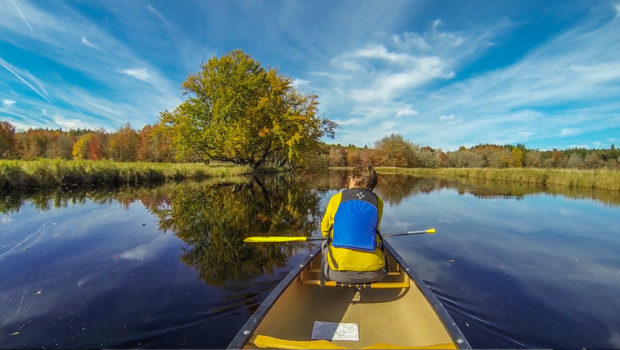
[0,159,253,191]
[367,167,620,191]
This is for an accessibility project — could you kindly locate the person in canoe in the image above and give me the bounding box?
[320,165,386,284]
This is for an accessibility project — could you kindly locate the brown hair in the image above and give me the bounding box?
[351,165,378,191]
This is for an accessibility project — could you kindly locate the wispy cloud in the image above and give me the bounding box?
[53,114,94,130]
[396,107,418,117]
[122,68,150,82]
[307,5,620,150]
[560,128,580,137]
[0,1,182,130]
[9,0,33,32]
[80,36,96,49]
[0,56,52,104]
[0,1,618,149]
[2,99,16,108]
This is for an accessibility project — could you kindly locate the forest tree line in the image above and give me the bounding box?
[1,120,618,170]
[323,134,620,170]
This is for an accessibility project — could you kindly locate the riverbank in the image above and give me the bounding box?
[322,167,620,191]
[0,159,253,191]
[366,167,620,191]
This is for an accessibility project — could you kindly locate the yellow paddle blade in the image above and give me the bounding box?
[427,228,436,233]
[243,236,308,243]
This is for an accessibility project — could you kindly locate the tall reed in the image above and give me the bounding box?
[371,167,620,191]
[0,159,253,191]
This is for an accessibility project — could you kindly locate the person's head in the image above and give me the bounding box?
[349,165,378,191]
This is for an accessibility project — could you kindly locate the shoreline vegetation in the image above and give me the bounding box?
[366,167,620,191]
[0,159,253,191]
[2,159,618,193]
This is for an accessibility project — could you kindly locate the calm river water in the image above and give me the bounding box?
[1,172,619,349]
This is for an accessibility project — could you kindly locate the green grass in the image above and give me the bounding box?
[369,167,620,191]
[0,159,253,191]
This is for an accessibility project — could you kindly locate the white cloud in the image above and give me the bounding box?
[0,1,182,130]
[119,245,149,261]
[122,68,150,81]
[53,115,95,130]
[306,4,620,150]
[9,0,33,32]
[292,78,308,88]
[396,107,417,117]
[2,99,16,108]
[517,131,535,139]
[0,56,52,104]
[560,128,580,137]
[80,36,96,48]
[1,215,13,224]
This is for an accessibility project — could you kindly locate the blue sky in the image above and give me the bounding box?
[1,0,619,151]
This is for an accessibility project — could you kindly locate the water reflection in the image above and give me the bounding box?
[150,176,323,286]
[1,172,619,349]
[3,172,618,217]
[305,171,620,206]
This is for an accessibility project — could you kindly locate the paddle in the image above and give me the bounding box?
[243,228,435,243]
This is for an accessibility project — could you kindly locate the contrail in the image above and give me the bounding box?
[9,0,34,32]
[0,57,53,104]
[69,101,86,117]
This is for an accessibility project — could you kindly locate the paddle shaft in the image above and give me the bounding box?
[381,229,435,237]
[244,229,435,243]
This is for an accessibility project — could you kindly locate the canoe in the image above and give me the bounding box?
[227,239,470,349]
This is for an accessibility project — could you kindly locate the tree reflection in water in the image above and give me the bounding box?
[150,175,323,286]
[2,171,618,287]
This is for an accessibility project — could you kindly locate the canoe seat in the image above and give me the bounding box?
[248,334,457,349]
[299,268,410,289]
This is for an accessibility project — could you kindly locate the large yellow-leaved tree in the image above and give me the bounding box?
[160,50,335,168]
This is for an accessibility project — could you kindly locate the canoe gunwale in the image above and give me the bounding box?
[382,239,471,349]
[227,246,321,349]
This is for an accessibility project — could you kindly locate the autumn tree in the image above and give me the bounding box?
[137,123,174,162]
[160,50,335,169]
[0,121,17,158]
[72,134,92,160]
[72,131,108,160]
[47,132,75,159]
[447,149,484,167]
[525,150,542,167]
[417,147,441,168]
[374,134,418,167]
[16,129,52,160]
[510,147,524,168]
[109,123,140,161]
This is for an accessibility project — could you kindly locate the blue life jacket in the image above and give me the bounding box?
[332,188,379,252]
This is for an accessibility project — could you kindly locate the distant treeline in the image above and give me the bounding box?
[0,121,175,162]
[1,121,618,170]
[320,134,620,170]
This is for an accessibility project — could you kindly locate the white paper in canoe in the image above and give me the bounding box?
[311,321,359,341]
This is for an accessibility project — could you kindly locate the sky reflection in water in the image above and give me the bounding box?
[0,174,619,349]
[378,186,620,348]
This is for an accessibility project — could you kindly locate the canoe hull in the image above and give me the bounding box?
[228,241,470,349]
